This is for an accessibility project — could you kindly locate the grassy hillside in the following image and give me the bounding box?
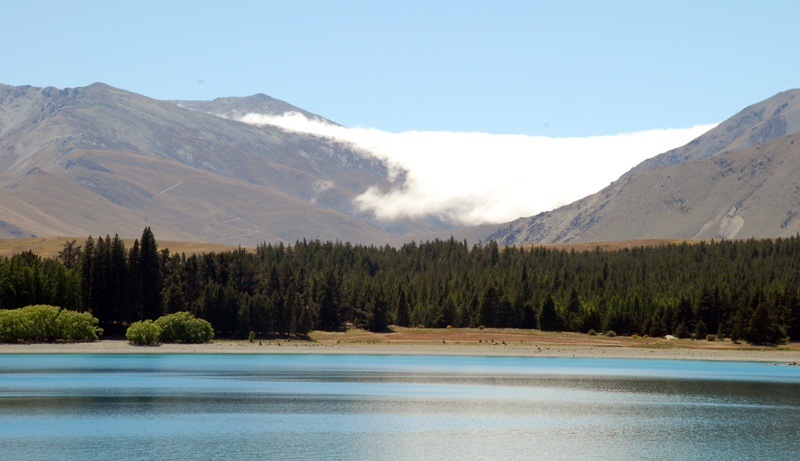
[0,236,251,259]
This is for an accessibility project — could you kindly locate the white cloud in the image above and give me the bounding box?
[239,113,717,226]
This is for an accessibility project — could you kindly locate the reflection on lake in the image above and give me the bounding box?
[1,354,798,460]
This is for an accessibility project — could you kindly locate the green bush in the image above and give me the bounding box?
[126,320,161,345]
[24,305,61,341]
[154,311,193,342]
[0,305,102,342]
[183,318,214,343]
[128,312,214,345]
[58,310,103,341]
[604,330,617,337]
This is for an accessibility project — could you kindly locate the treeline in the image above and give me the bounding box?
[2,228,800,343]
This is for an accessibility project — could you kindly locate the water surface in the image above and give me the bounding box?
[1,354,798,460]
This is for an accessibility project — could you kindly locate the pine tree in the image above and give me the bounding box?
[91,236,110,326]
[296,305,313,336]
[539,294,561,332]
[138,227,162,320]
[79,236,95,313]
[395,286,410,327]
[564,288,583,332]
[694,319,707,340]
[479,283,499,328]
[674,320,691,339]
[58,239,82,270]
[317,270,340,331]
[236,293,252,339]
[273,292,290,335]
[366,288,388,332]
[109,235,128,333]
[128,239,141,322]
[648,315,666,338]
[746,302,774,344]
[163,284,187,314]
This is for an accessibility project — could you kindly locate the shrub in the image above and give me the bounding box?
[182,318,214,343]
[132,312,214,344]
[24,305,61,341]
[588,329,597,336]
[0,305,102,342]
[0,309,24,342]
[707,334,717,342]
[605,330,617,337]
[57,310,103,341]
[126,320,161,345]
[154,311,194,342]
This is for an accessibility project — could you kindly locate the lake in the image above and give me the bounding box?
[1,354,798,460]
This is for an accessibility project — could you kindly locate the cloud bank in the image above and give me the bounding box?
[239,113,717,226]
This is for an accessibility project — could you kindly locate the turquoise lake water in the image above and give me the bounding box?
[1,354,798,460]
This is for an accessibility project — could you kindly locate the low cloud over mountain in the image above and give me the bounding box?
[238,112,715,226]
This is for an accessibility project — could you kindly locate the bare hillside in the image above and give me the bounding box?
[490,131,800,243]
[0,83,451,244]
[488,89,800,244]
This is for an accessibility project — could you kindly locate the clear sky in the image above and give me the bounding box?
[3,0,796,137]
[2,1,798,225]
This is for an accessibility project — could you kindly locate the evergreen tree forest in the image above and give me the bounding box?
[2,228,800,344]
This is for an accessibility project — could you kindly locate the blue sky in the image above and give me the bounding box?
[3,0,796,137]
[2,1,798,224]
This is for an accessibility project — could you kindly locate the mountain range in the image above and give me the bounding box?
[0,83,449,245]
[0,82,798,246]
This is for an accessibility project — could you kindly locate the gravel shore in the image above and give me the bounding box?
[2,339,799,362]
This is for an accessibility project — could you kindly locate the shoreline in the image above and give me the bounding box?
[2,339,800,362]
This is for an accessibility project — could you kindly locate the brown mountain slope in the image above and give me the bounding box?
[488,89,800,244]
[0,83,388,206]
[627,89,800,174]
[0,82,450,244]
[0,149,395,244]
[490,131,800,243]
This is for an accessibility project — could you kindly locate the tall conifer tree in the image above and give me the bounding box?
[138,228,162,320]
[80,236,95,313]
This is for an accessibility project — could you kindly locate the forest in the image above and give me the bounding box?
[1,227,799,344]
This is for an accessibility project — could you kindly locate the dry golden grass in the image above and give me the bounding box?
[0,236,705,260]
[0,236,252,259]
[515,239,701,253]
[310,326,800,352]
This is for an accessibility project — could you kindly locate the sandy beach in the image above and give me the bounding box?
[2,336,799,362]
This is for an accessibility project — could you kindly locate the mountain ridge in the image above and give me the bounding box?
[488,89,800,245]
[626,88,800,175]
[3,82,799,247]
[0,82,448,244]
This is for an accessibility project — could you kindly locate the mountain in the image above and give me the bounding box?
[489,89,800,244]
[0,83,445,244]
[169,94,336,125]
